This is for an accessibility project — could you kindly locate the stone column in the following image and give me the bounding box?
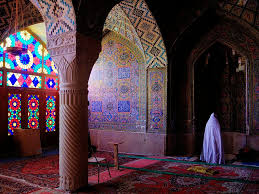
[58,57,89,190]
[48,32,101,191]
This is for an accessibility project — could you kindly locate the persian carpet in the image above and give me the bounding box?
[0,155,59,188]
[86,160,259,193]
[0,151,136,189]
[0,175,40,194]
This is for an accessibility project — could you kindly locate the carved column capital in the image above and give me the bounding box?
[47,31,76,58]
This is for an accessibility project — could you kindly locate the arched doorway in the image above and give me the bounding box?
[186,20,258,156]
[194,42,247,133]
[193,42,248,152]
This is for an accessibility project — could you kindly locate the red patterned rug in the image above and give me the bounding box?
[150,160,259,181]
[0,155,59,188]
[85,161,259,193]
[0,151,136,189]
[0,175,40,194]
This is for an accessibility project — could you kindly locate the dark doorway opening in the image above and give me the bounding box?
[194,42,246,149]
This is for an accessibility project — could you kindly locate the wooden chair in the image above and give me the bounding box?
[88,146,111,183]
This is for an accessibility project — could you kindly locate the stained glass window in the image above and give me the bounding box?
[8,94,21,135]
[4,31,42,73]
[43,50,58,76]
[2,30,58,75]
[28,95,40,129]
[0,42,3,68]
[46,96,56,132]
[7,72,42,88]
[45,77,58,90]
[0,70,2,86]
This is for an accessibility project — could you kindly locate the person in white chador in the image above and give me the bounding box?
[200,112,225,164]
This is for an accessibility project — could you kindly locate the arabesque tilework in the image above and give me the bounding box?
[148,68,167,133]
[88,32,146,131]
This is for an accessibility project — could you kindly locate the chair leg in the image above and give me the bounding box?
[106,159,111,178]
[97,164,100,184]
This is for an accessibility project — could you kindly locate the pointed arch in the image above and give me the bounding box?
[188,20,259,134]
[104,4,145,61]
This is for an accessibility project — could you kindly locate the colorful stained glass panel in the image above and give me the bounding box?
[43,48,58,76]
[45,77,58,90]
[0,42,3,68]
[7,72,42,88]
[0,71,2,86]
[8,94,21,135]
[4,31,42,73]
[46,96,56,132]
[28,95,40,129]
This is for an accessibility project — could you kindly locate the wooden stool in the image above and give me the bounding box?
[108,141,123,170]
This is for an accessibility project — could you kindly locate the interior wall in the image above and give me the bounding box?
[88,32,146,132]
[88,31,167,155]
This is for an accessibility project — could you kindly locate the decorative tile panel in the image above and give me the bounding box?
[88,32,145,131]
[147,68,167,133]
[220,0,258,30]
[119,0,168,68]
[104,4,144,56]
[37,0,76,36]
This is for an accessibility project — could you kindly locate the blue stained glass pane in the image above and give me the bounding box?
[9,74,17,85]
[32,77,39,87]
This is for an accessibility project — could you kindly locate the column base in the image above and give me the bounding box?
[60,174,88,191]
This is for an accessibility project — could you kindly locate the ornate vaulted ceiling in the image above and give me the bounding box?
[220,0,259,30]
[103,4,145,57]
[0,0,43,41]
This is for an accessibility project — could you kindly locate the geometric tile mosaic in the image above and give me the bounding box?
[220,0,259,31]
[119,0,168,68]
[37,0,76,36]
[104,4,144,57]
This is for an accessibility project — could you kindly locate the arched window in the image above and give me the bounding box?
[0,30,59,135]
